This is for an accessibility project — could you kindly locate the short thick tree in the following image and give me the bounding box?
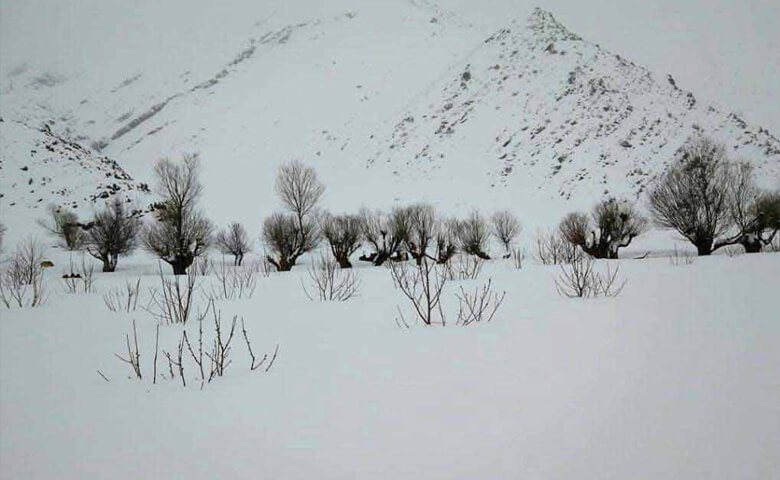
[215,222,251,266]
[559,198,647,259]
[321,213,363,269]
[359,207,410,266]
[726,162,780,253]
[405,203,437,265]
[143,154,213,275]
[456,211,491,260]
[84,198,140,272]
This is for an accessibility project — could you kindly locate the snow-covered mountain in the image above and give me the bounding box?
[1,1,779,242]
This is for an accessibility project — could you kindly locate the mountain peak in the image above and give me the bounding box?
[526,7,581,43]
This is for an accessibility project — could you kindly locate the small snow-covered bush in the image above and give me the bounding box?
[103,278,143,313]
[389,258,447,327]
[144,264,200,324]
[207,259,258,301]
[455,278,506,326]
[443,253,484,281]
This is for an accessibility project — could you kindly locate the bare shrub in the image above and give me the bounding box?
[103,278,142,313]
[0,237,48,309]
[38,204,84,251]
[262,212,318,271]
[443,252,484,281]
[302,254,361,301]
[144,264,199,324]
[456,210,491,259]
[648,137,739,256]
[456,278,506,326]
[143,154,213,275]
[215,222,251,266]
[208,259,258,301]
[0,223,6,252]
[61,255,96,294]
[321,213,362,268]
[193,255,212,276]
[559,198,647,259]
[242,318,279,372]
[84,198,140,272]
[405,203,437,265]
[491,210,521,257]
[668,245,696,266]
[534,229,579,265]
[723,245,744,258]
[555,254,626,298]
[389,258,447,326]
[359,207,410,266]
[204,305,237,380]
[115,319,142,380]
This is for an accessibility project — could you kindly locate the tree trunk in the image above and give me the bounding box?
[695,243,713,256]
[741,237,763,253]
[102,257,116,273]
[336,257,353,269]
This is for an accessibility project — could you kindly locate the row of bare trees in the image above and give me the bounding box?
[551,136,779,260]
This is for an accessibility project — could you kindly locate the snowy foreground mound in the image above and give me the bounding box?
[1,251,778,479]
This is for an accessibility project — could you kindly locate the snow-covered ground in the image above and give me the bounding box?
[1,248,778,479]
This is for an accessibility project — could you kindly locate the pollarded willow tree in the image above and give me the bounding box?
[84,198,140,272]
[726,162,780,253]
[559,198,647,259]
[405,203,437,266]
[215,222,251,266]
[37,204,84,252]
[358,207,411,266]
[648,136,761,255]
[491,210,521,258]
[321,213,363,269]
[263,160,324,271]
[143,154,213,275]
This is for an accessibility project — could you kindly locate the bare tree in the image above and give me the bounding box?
[321,213,362,268]
[648,137,738,255]
[491,210,521,257]
[434,218,459,264]
[359,207,410,266]
[727,162,780,253]
[84,198,140,272]
[272,159,324,267]
[559,198,647,259]
[405,203,438,265]
[215,222,251,266]
[456,211,491,260]
[262,212,318,271]
[143,154,213,274]
[38,204,84,251]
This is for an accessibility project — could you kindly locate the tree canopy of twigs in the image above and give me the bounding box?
[84,197,140,272]
[559,198,647,259]
[215,222,251,266]
[143,154,213,275]
[38,204,84,251]
[321,213,363,268]
[491,210,521,257]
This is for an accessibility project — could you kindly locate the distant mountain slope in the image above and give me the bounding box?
[365,9,780,204]
[0,119,149,235]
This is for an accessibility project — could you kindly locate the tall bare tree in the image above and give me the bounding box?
[84,198,140,272]
[143,154,213,275]
[559,198,647,259]
[215,222,251,266]
[648,137,736,256]
[405,203,437,265]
